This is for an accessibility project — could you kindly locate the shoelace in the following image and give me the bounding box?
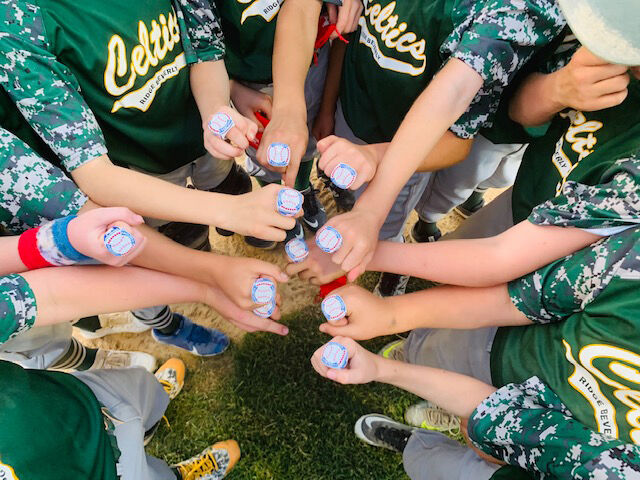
[376,426,411,452]
[159,379,175,398]
[181,452,220,480]
[420,407,461,435]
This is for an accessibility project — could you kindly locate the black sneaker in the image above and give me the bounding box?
[209,163,252,237]
[453,189,486,219]
[320,171,356,212]
[244,236,278,250]
[373,272,410,298]
[300,187,327,232]
[284,220,305,244]
[158,222,211,251]
[354,414,415,453]
[410,218,442,244]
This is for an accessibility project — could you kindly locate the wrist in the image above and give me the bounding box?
[272,100,307,123]
[548,70,570,113]
[374,356,399,384]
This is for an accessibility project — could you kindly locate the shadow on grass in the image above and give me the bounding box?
[149,302,419,479]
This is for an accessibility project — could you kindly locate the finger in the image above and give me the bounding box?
[327,4,338,24]
[592,72,630,96]
[258,96,273,118]
[341,242,369,273]
[349,4,363,32]
[254,225,288,242]
[267,211,298,231]
[317,142,342,171]
[326,368,355,384]
[299,269,317,282]
[285,260,310,276]
[244,313,289,335]
[593,89,629,110]
[316,135,339,154]
[206,136,243,159]
[256,261,289,283]
[225,126,250,151]
[284,159,301,188]
[347,261,367,282]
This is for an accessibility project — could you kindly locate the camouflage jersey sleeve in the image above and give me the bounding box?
[0,274,37,345]
[529,153,640,233]
[468,376,640,480]
[0,127,87,234]
[508,225,640,324]
[0,0,107,171]
[172,0,225,65]
[440,0,566,138]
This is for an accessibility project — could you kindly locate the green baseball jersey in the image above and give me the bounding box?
[0,360,118,480]
[339,0,566,144]
[0,0,225,174]
[512,79,640,226]
[213,0,279,83]
[479,227,640,477]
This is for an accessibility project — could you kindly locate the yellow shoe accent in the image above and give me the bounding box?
[175,440,241,480]
[378,340,405,361]
[155,358,186,400]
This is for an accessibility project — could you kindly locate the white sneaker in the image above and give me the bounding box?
[74,313,150,339]
[91,349,157,372]
[404,401,461,437]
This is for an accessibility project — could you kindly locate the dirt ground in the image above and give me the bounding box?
[78,160,503,369]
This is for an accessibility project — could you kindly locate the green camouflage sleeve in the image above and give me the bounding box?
[173,0,225,65]
[0,128,87,234]
[441,0,566,138]
[508,226,640,323]
[469,376,640,480]
[0,274,37,345]
[0,0,107,171]
[529,153,640,232]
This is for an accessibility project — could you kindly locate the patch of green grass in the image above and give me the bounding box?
[149,301,419,479]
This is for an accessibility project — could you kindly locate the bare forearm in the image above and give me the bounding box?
[376,358,496,418]
[318,40,348,117]
[509,72,564,127]
[0,237,25,275]
[190,60,231,125]
[356,59,482,218]
[415,132,474,172]
[369,221,600,286]
[22,265,206,326]
[72,157,231,226]
[385,284,528,334]
[272,0,322,118]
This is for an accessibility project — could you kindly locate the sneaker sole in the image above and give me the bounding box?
[354,415,385,447]
[74,320,151,340]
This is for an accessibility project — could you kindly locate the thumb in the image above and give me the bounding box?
[317,135,337,153]
[257,261,290,283]
[326,4,338,24]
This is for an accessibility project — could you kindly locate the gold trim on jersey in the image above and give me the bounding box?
[238,0,282,24]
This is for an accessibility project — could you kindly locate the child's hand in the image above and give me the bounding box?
[326,0,363,36]
[256,112,308,187]
[312,107,336,141]
[68,207,146,266]
[552,47,630,112]
[311,336,380,385]
[230,81,273,131]
[203,283,289,336]
[204,106,258,159]
[317,136,379,190]
[285,240,345,285]
[318,285,395,340]
[218,183,302,241]
[321,208,382,280]
[210,256,289,310]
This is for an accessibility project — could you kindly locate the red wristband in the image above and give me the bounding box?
[18,227,55,270]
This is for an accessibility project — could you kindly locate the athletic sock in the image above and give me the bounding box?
[73,315,101,332]
[132,306,181,335]
[171,467,182,479]
[50,336,96,371]
[294,160,314,191]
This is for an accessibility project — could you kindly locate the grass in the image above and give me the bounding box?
[148,274,434,479]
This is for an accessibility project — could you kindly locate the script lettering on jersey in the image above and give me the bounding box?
[359,0,426,76]
[0,463,18,480]
[552,110,604,195]
[565,340,640,444]
[103,9,185,112]
[238,0,283,24]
